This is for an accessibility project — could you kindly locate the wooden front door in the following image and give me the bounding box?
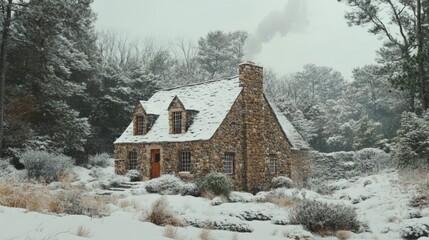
[151,149,161,179]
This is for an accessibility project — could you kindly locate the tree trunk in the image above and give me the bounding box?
[0,0,13,156]
[416,0,427,111]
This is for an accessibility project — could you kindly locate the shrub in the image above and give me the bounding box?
[400,220,429,239]
[0,158,16,177]
[20,150,73,182]
[145,175,184,195]
[143,197,182,226]
[163,225,178,239]
[201,172,234,197]
[126,169,142,182]
[290,200,360,236]
[76,225,91,238]
[88,153,111,168]
[180,182,201,196]
[271,176,294,189]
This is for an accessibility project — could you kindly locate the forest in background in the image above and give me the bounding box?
[0,0,427,169]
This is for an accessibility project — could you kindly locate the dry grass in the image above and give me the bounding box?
[271,228,278,236]
[387,216,401,223]
[201,190,215,200]
[336,230,351,240]
[259,195,299,208]
[199,228,214,240]
[75,225,91,238]
[163,225,178,239]
[119,198,141,210]
[0,177,110,217]
[142,197,182,226]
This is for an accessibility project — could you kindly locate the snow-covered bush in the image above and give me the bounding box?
[394,112,429,169]
[88,153,111,168]
[310,148,391,182]
[183,215,252,232]
[179,182,201,197]
[145,175,184,195]
[225,207,273,221]
[201,172,234,197]
[228,191,254,203]
[400,219,429,239]
[20,150,73,182]
[126,169,142,182]
[271,176,294,189]
[290,200,360,236]
[0,158,16,177]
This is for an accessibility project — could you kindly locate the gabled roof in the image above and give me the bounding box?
[114,76,242,144]
[114,76,309,150]
[265,96,310,150]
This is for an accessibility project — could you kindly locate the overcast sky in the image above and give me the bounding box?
[92,0,382,80]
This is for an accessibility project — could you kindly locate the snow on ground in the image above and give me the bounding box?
[0,167,428,240]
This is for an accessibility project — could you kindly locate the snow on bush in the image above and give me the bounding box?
[202,172,234,197]
[0,158,16,177]
[271,215,290,225]
[126,169,142,182]
[310,148,392,182]
[290,200,360,236]
[400,218,429,239]
[228,191,254,203]
[211,196,224,206]
[20,150,73,182]
[145,175,184,195]
[183,215,253,232]
[271,176,294,189]
[88,153,111,168]
[282,225,314,240]
[179,182,201,197]
[223,205,273,221]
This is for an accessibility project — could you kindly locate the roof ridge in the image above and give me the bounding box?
[160,75,238,91]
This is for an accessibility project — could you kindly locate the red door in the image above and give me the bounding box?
[151,149,161,179]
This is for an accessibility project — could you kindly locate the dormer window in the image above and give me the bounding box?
[133,103,147,136]
[136,116,144,135]
[173,111,182,134]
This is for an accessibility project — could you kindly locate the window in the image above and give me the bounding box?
[136,116,144,135]
[180,151,191,172]
[269,155,276,174]
[129,151,137,170]
[173,111,182,134]
[224,152,234,175]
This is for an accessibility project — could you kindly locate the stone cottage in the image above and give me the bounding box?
[114,62,309,192]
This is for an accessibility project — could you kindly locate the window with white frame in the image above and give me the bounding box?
[224,152,234,174]
[269,155,276,174]
[129,151,137,170]
[173,111,182,134]
[136,116,144,135]
[181,151,191,172]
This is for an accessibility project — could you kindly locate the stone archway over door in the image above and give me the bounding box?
[151,149,161,179]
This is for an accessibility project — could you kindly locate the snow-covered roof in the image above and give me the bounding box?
[115,76,309,150]
[265,96,310,150]
[114,77,242,144]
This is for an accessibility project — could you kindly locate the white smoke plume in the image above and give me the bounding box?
[245,0,309,60]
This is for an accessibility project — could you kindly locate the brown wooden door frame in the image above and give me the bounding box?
[151,149,161,179]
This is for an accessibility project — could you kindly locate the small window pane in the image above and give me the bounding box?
[129,151,137,170]
[224,153,234,175]
[269,155,276,174]
[173,112,182,134]
[181,151,191,172]
[137,116,144,134]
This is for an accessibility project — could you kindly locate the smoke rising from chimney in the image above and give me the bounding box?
[245,0,309,60]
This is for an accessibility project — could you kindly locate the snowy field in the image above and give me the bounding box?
[0,166,428,240]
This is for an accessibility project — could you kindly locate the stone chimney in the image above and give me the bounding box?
[239,61,265,193]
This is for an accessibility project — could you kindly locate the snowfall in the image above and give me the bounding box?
[0,164,428,240]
